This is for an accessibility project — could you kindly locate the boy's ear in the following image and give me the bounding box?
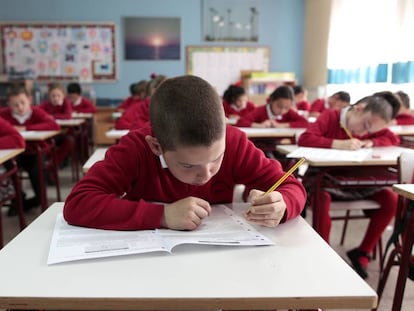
[145,135,163,156]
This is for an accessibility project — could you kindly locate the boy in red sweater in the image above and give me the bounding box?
[392,90,414,125]
[236,85,308,128]
[309,91,351,118]
[64,75,306,231]
[66,82,96,114]
[117,80,148,112]
[0,117,25,148]
[298,91,401,279]
[0,86,60,212]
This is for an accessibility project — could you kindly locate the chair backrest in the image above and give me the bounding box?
[398,151,414,184]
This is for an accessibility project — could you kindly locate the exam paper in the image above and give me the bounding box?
[287,147,372,162]
[47,205,274,265]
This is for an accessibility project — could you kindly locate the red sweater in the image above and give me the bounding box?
[39,98,72,119]
[64,125,306,230]
[0,107,60,131]
[395,113,414,125]
[309,98,326,113]
[0,117,25,148]
[236,105,309,128]
[115,98,150,130]
[70,97,96,113]
[296,100,310,111]
[298,109,400,148]
[118,96,144,111]
[222,100,256,118]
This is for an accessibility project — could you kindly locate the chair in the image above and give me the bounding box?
[375,151,414,311]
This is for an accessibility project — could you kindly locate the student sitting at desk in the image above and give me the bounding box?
[298,91,401,279]
[309,91,351,118]
[391,90,414,125]
[115,75,167,130]
[293,85,310,113]
[117,80,148,112]
[222,84,256,120]
[0,116,25,148]
[66,82,96,114]
[0,85,60,213]
[39,83,73,120]
[64,75,306,231]
[235,85,308,128]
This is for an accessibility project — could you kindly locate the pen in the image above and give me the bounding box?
[264,157,306,195]
[341,122,353,139]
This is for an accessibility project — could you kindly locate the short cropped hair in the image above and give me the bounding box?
[67,82,82,95]
[222,85,246,103]
[150,75,225,151]
[332,91,351,104]
[6,84,30,100]
[131,80,148,96]
[395,91,410,109]
[355,91,401,122]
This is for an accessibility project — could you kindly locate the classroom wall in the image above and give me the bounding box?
[0,0,305,101]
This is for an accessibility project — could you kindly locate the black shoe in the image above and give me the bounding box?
[409,263,414,281]
[347,248,369,279]
[23,197,40,211]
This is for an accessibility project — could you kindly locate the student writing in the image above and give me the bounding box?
[309,91,351,118]
[236,85,308,128]
[298,91,401,279]
[222,84,256,120]
[66,82,96,114]
[39,83,73,120]
[64,75,306,231]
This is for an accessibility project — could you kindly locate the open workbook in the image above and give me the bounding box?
[47,205,274,264]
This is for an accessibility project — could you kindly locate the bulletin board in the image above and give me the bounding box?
[0,22,117,82]
[186,45,270,96]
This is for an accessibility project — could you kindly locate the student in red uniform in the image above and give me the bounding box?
[298,91,401,279]
[222,84,256,120]
[39,83,72,119]
[66,82,96,113]
[115,75,167,130]
[64,75,306,231]
[0,85,60,212]
[309,91,351,118]
[391,90,414,125]
[293,85,310,113]
[117,80,148,112]
[236,85,308,128]
[0,116,25,148]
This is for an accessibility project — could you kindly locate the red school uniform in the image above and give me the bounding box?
[297,107,399,250]
[298,108,400,148]
[118,96,143,111]
[309,98,327,114]
[63,125,306,230]
[0,117,25,149]
[70,96,96,113]
[236,105,309,128]
[0,107,60,131]
[296,100,311,111]
[39,98,73,120]
[115,98,151,130]
[222,100,256,118]
[395,113,414,125]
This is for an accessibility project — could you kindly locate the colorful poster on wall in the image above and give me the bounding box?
[0,23,117,82]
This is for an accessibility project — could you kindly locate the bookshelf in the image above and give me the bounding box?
[241,72,296,106]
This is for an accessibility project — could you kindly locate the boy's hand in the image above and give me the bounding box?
[244,189,287,227]
[332,138,363,150]
[162,197,211,230]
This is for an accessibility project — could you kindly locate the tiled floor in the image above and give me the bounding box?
[1,161,414,311]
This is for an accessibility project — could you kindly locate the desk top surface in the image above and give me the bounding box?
[72,112,94,119]
[393,183,414,200]
[82,147,108,173]
[56,119,85,126]
[239,127,305,138]
[389,124,414,136]
[276,144,414,167]
[20,130,61,141]
[0,202,377,310]
[0,148,24,164]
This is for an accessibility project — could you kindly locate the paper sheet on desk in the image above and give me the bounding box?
[47,205,274,265]
[287,147,372,162]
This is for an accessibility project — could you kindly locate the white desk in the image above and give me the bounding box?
[20,130,61,141]
[0,202,377,310]
[0,149,24,164]
[389,125,414,136]
[239,127,305,138]
[105,129,128,140]
[82,148,108,173]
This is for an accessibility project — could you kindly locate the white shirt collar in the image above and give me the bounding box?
[73,97,82,106]
[159,154,168,169]
[266,104,282,120]
[12,110,32,125]
[340,106,351,128]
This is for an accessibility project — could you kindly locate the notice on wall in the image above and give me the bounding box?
[0,22,117,82]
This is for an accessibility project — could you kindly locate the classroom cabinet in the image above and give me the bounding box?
[94,107,117,145]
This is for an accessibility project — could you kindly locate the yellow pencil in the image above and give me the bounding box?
[341,122,353,139]
[264,157,306,195]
